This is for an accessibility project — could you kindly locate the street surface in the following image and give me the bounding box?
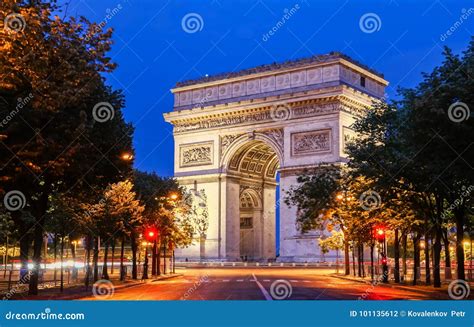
[80,267,454,300]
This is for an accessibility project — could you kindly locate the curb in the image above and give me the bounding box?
[151,273,183,282]
[330,274,448,296]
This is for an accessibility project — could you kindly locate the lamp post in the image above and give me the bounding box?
[375,226,388,283]
[143,228,159,279]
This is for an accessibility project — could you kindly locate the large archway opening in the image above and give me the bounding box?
[225,139,280,261]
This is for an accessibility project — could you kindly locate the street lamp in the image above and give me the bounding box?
[121,152,133,161]
[169,192,178,201]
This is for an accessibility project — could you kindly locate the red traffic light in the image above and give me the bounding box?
[145,227,158,241]
[374,226,386,240]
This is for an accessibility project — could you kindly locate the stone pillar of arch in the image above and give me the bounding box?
[164,53,388,262]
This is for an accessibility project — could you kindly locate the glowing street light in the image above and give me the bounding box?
[121,153,133,161]
[169,193,178,201]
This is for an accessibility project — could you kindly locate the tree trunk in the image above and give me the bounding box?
[394,229,400,283]
[454,209,465,280]
[413,234,420,286]
[433,228,442,287]
[131,233,137,279]
[19,234,30,278]
[60,237,64,292]
[425,236,431,285]
[360,243,365,278]
[163,241,167,275]
[352,244,356,277]
[84,236,91,289]
[142,246,149,280]
[356,243,361,277]
[443,228,452,280]
[402,233,407,279]
[370,244,374,281]
[157,241,161,276]
[28,190,49,295]
[92,237,99,282]
[152,240,157,276]
[28,222,44,295]
[53,234,58,284]
[70,240,76,260]
[120,237,125,281]
[102,241,109,280]
[344,239,350,275]
[110,239,115,275]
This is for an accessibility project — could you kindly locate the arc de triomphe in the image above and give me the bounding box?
[164,52,388,262]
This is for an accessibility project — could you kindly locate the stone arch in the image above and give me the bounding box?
[220,131,284,174]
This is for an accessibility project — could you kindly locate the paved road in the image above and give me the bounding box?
[80,267,454,300]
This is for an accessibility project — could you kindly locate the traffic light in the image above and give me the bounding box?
[145,227,159,242]
[374,226,385,241]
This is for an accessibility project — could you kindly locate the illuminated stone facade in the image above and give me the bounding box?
[164,53,388,262]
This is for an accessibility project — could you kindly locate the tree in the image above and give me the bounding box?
[319,230,344,268]
[0,0,134,294]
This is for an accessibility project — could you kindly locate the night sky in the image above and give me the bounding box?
[67,0,474,177]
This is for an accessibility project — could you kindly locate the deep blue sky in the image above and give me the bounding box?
[69,0,473,177]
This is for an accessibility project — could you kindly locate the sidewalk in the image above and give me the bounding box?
[331,273,474,299]
[9,273,183,300]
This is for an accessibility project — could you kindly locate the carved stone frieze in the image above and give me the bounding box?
[291,129,331,156]
[239,184,263,197]
[173,102,345,133]
[260,128,284,152]
[179,142,213,167]
[220,134,243,156]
